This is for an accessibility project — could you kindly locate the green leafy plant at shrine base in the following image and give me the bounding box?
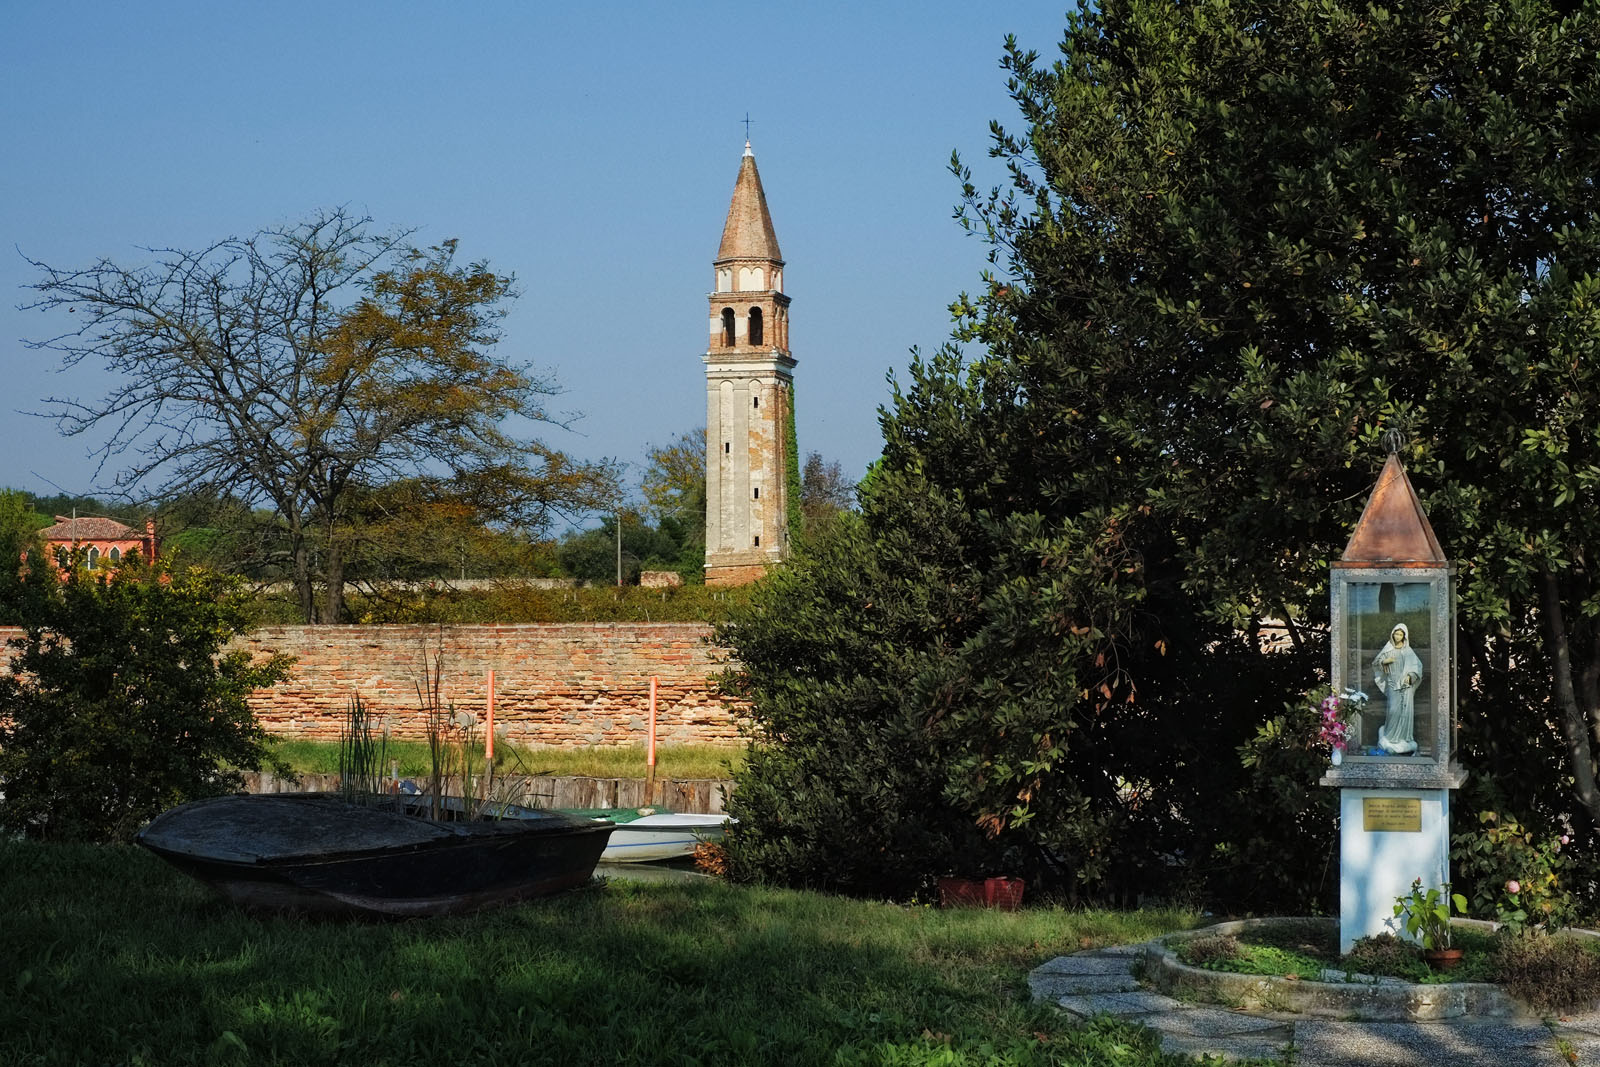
[1393,880,1469,952]
[720,0,1600,912]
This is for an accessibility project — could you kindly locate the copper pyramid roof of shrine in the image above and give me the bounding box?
[1340,453,1446,564]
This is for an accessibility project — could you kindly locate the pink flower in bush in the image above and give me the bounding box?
[1562,835,1571,845]
[1506,879,1521,895]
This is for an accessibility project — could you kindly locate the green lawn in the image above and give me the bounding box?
[0,840,1260,1066]
[265,738,745,781]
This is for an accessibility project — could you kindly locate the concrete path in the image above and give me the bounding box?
[1030,944,1600,1064]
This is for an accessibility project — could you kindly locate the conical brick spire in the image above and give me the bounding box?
[716,142,782,263]
[1341,453,1446,564]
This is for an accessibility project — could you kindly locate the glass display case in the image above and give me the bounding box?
[1330,566,1456,767]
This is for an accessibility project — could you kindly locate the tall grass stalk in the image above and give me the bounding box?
[266,738,744,780]
[336,695,389,805]
[418,639,450,821]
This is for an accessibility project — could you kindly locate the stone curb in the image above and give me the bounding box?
[1145,917,1522,1021]
[1030,932,1600,1065]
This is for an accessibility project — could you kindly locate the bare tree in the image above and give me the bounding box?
[24,209,616,621]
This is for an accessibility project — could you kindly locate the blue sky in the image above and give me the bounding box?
[2,2,1069,517]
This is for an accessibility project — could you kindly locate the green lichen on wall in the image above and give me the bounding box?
[785,383,802,548]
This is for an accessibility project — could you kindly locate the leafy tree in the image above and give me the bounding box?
[0,489,44,550]
[799,451,856,536]
[557,510,693,585]
[24,209,616,622]
[724,0,1600,906]
[640,429,707,580]
[0,553,292,842]
[953,0,1600,851]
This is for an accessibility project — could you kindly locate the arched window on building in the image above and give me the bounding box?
[748,307,763,346]
[109,547,121,562]
[721,307,736,347]
[87,546,100,566]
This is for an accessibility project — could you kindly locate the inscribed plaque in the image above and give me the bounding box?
[1362,797,1421,832]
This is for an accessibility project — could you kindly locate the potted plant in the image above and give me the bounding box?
[1393,878,1469,969]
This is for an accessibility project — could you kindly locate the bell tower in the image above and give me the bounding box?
[703,141,795,586]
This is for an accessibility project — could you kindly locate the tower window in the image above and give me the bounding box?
[754,536,760,547]
[748,307,763,346]
[724,442,730,454]
[752,396,759,408]
[753,487,760,499]
[721,307,735,347]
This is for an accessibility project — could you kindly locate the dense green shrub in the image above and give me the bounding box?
[718,429,1317,903]
[1454,811,1578,934]
[0,553,292,841]
[1344,934,1421,978]
[246,582,750,625]
[1176,934,1242,968]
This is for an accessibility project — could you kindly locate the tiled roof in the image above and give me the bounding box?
[38,515,139,542]
[716,143,783,263]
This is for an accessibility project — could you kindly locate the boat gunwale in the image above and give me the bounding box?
[138,792,615,869]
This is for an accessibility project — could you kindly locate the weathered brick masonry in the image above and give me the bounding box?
[0,623,743,748]
[242,624,741,746]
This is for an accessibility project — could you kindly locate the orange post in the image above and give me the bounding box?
[647,676,658,805]
[485,669,496,763]
[647,676,658,768]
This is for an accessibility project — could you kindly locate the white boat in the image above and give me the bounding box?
[595,812,731,863]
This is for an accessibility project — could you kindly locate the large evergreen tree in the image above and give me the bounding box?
[721,0,1600,905]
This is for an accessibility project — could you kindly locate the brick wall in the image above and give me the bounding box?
[0,623,744,748]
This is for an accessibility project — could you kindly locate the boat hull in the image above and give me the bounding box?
[598,813,730,863]
[138,793,614,917]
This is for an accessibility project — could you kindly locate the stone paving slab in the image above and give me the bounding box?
[1291,1019,1556,1067]
[1549,1029,1600,1063]
[1055,990,1186,1020]
[1155,1028,1293,1063]
[1030,973,1142,998]
[1030,955,1142,976]
[1553,1007,1600,1036]
[1154,1007,1289,1038]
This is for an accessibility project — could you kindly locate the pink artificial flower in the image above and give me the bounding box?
[1507,880,1521,895]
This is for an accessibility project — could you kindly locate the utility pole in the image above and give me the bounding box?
[615,509,622,587]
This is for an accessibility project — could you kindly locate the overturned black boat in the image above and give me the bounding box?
[137,793,614,917]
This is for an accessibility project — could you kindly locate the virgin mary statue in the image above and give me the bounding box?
[1373,622,1423,755]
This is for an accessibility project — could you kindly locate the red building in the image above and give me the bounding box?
[37,515,158,568]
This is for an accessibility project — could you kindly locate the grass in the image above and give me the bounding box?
[1176,923,1501,985]
[0,840,1267,1067]
[265,738,746,781]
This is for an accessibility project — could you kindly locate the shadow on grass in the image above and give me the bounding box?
[0,841,1219,1067]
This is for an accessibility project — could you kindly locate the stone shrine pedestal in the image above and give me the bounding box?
[1322,761,1466,953]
